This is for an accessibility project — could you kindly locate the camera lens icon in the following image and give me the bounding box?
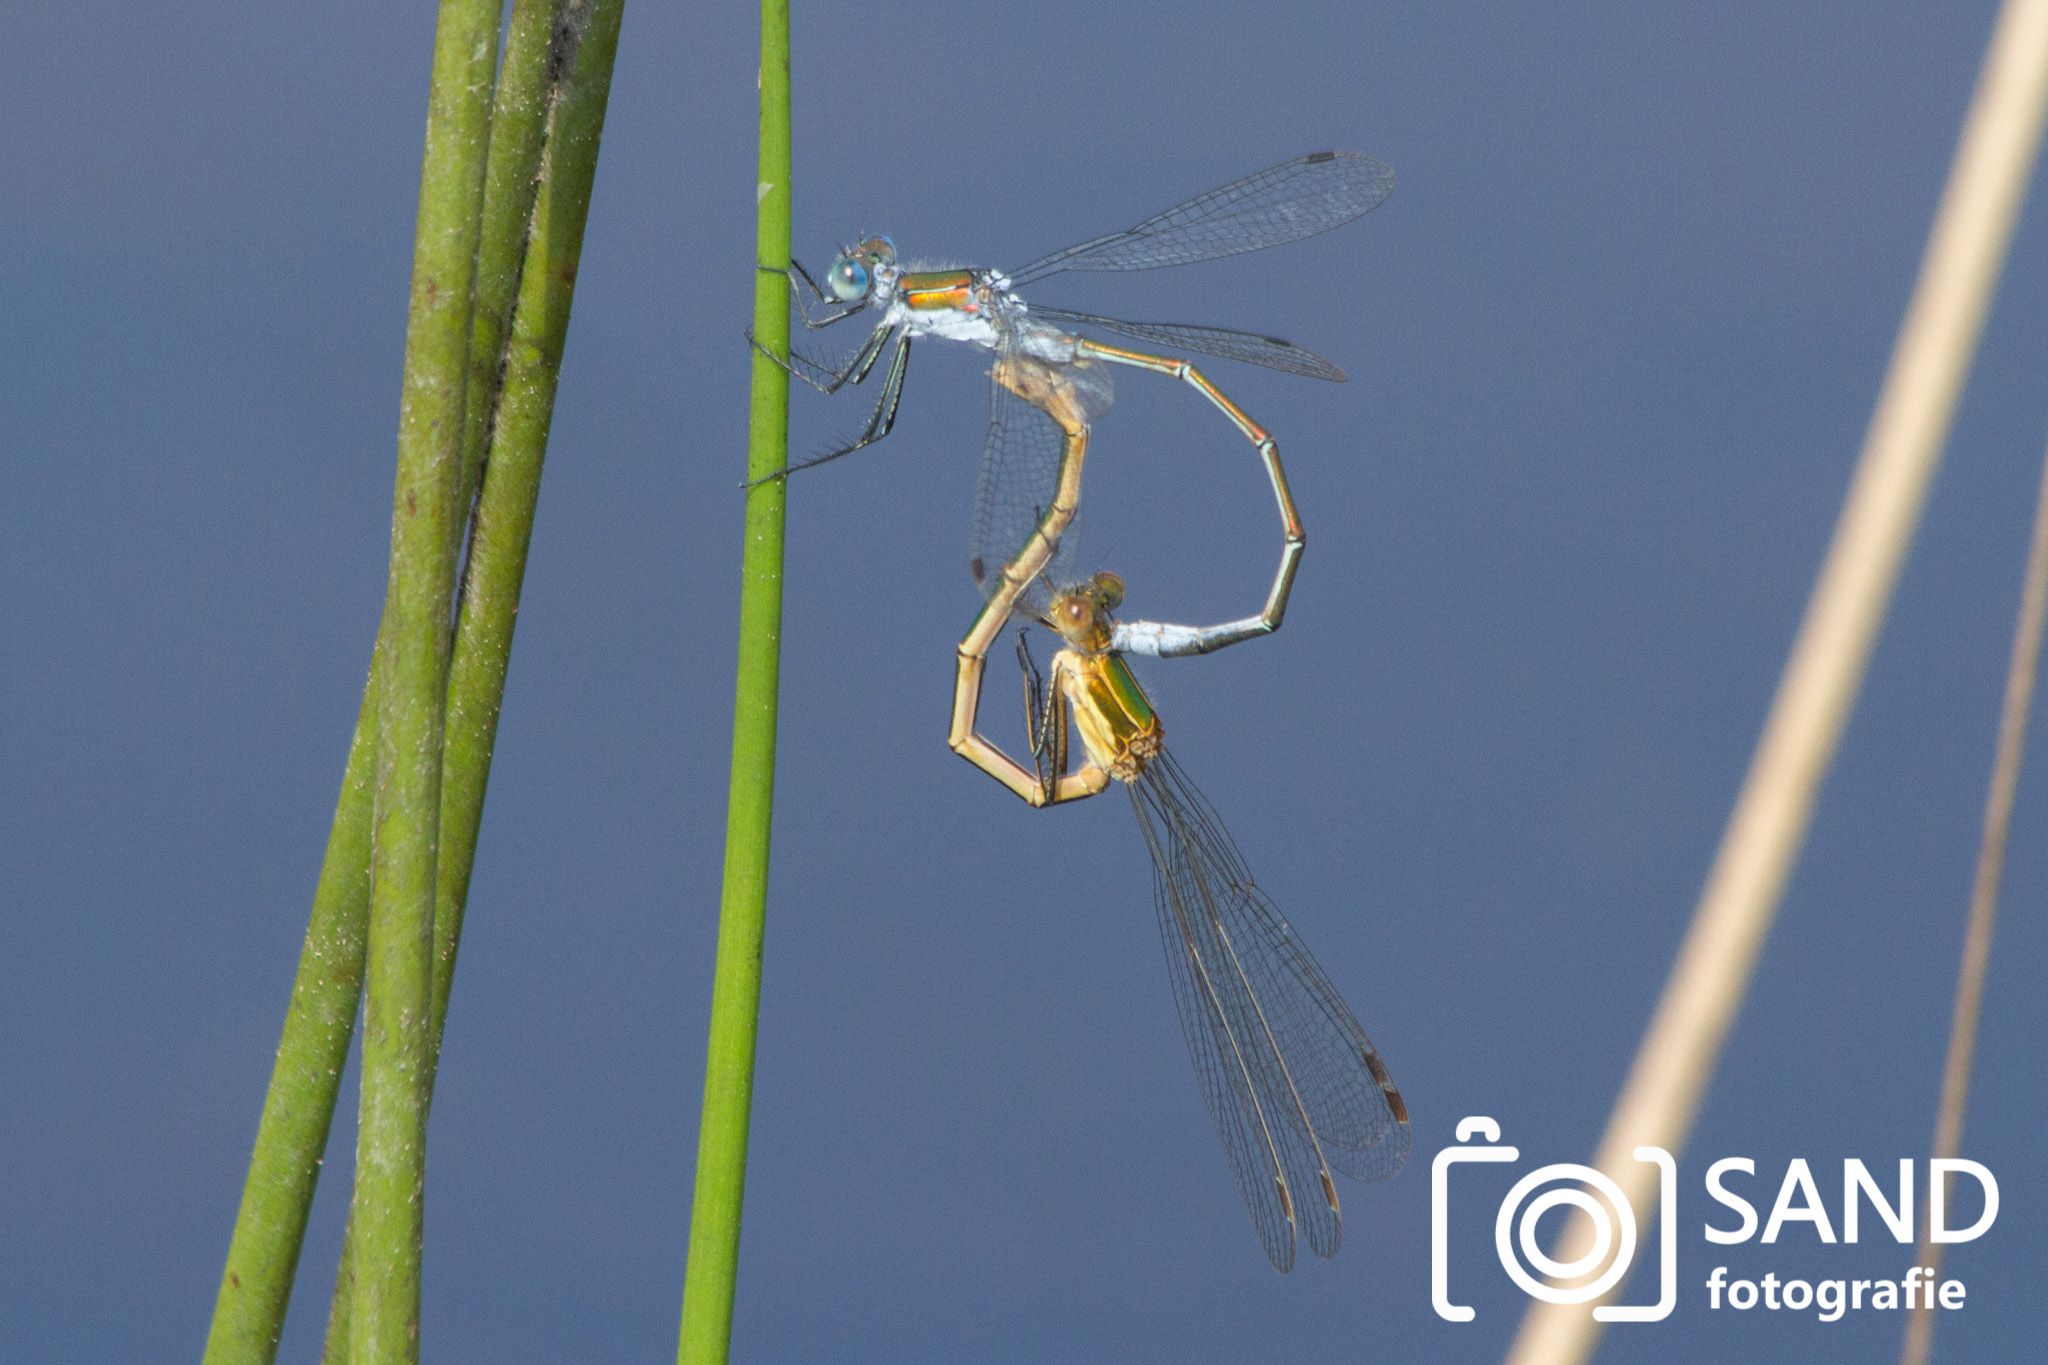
[1494,1162,1637,1303]
[1432,1117,1676,1324]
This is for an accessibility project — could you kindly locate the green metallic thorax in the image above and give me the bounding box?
[1062,650,1164,783]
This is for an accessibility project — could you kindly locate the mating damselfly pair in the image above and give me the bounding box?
[763,151,1410,1271]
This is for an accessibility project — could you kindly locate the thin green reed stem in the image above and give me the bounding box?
[456,0,571,532]
[322,6,619,1358]
[206,3,540,1359]
[351,0,501,1358]
[679,1,790,1359]
[439,0,625,1101]
[205,692,374,1364]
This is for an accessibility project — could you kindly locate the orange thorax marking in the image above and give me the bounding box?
[897,270,977,313]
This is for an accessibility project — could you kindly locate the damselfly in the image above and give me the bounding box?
[965,570,1411,1270]
[761,151,1394,639]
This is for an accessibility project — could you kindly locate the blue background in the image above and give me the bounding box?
[5,2,2044,1360]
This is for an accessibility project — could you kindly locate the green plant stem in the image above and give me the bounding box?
[439,0,624,1099]
[678,2,791,1360]
[456,0,567,527]
[324,5,623,1361]
[206,5,544,1360]
[204,691,375,1364]
[210,4,618,1361]
[350,0,502,1359]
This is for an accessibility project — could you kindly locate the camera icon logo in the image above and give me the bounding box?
[1432,1116,1676,1323]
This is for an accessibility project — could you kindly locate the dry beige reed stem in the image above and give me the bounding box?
[1897,433,2048,1364]
[1507,3,2048,1361]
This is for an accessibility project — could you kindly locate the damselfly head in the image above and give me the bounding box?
[1048,574,1122,652]
[825,236,897,302]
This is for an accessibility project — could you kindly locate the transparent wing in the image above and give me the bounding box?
[969,346,1114,613]
[1028,306,1347,381]
[1130,776,1304,1271]
[1007,151,1394,286]
[1130,750,1410,1269]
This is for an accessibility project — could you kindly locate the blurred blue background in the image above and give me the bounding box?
[5,2,2045,1359]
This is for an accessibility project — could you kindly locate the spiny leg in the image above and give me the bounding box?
[951,642,1106,805]
[747,317,893,396]
[1016,631,1069,804]
[816,332,911,461]
[751,336,863,395]
[745,333,913,486]
[1075,340,1305,657]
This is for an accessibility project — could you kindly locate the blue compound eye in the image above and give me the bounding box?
[825,256,870,302]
